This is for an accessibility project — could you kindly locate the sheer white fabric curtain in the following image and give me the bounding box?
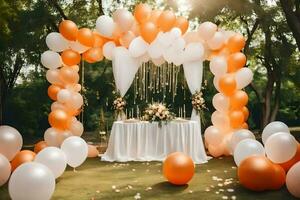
[183,60,203,126]
[112,47,140,120]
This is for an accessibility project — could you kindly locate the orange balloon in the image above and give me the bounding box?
[61,49,81,66]
[148,10,162,24]
[238,155,276,191]
[158,10,176,32]
[47,84,62,101]
[230,90,248,110]
[119,31,136,48]
[227,52,246,73]
[83,47,103,63]
[88,144,99,158]
[34,141,47,154]
[174,16,189,34]
[48,109,71,130]
[227,34,246,53]
[140,21,159,43]
[134,3,152,24]
[59,20,78,41]
[163,152,195,185]
[280,143,300,172]
[77,28,94,47]
[93,32,107,48]
[219,74,237,96]
[229,110,245,128]
[270,164,286,190]
[69,65,79,72]
[59,66,79,84]
[242,106,249,121]
[11,150,36,172]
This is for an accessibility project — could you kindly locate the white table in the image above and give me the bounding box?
[101,120,208,164]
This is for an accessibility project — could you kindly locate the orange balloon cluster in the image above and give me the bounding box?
[163,152,195,185]
[134,3,189,43]
[238,155,286,191]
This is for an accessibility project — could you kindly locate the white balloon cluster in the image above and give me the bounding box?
[0,125,88,200]
[231,121,298,166]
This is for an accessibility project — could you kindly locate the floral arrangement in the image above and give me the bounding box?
[191,91,206,114]
[142,103,174,126]
[113,92,126,113]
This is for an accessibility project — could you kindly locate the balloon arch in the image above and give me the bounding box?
[41,3,253,157]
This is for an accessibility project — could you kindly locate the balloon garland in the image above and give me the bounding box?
[0,3,299,200]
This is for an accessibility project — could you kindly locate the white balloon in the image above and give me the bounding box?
[213,76,221,92]
[46,69,61,85]
[61,136,88,168]
[207,31,226,50]
[198,21,217,40]
[172,50,185,66]
[129,36,149,58]
[212,93,229,113]
[262,121,290,144]
[57,89,72,103]
[9,162,55,200]
[184,42,204,62]
[211,111,230,130]
[0,125,23,161]
[286,161,300,198]
[46,32,69,52]
[0,154,11,186]
[96,15,116,38]
[163,47,175,63]
[233,139,265,166]
[138,52,150,64]
[204,126,223,146]
[57,130,73,146]
[35,147,67,178]
[69,41,90,54]
[170,27,182,38]
[103,41,116,60]
[41,50,62,69]
[69,120,84,137]
[69,92,83,110]
[230,129,255,152]
[210,56,227,76]
[151,57,165,66]
[148,39,163,59]
[44,128,60,147]
[157,32,174,47]
[235,68,253,89]
[172,37,186,51]
[265,132,297,163]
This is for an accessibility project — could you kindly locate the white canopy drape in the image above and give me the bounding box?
[112,47,140,120]
[183,60,203,125]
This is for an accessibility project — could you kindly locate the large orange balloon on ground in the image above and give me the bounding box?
[77,28,94,47]
[174,16,189,34]
[59,66,79,84]
[230,90,248,110]
[158,10,176,32]
[61,49,81,66]
[47,84,62,101]
[48,109,71,130]
[163,152,195,185]
[227,52,246,73]
[134,3,152,24]
[59,20,78,41]
[219,74,237,96]
[82,47,103,63]
[11,150,36,171]
[280,143,300,172]
[229,110,245,128]
[140,21,159,43]
[227,34,246,53]
[238,155,276,191]
[270,164,286,190]
[34,141,47,154]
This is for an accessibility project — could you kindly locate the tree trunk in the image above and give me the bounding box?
[279,0,300,50]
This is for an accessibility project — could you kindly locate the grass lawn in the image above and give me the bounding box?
[0,157,298,200]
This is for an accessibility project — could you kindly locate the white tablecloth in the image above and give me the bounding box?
[101,121,208,164]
